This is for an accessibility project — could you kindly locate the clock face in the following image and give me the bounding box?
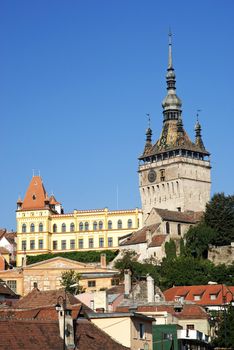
[148,169,156,183]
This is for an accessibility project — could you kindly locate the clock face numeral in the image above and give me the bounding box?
[148,169,156,183]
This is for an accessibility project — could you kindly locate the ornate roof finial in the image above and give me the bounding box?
[145,113,152,143]
[168,28,173,69]
[194,109,205,150]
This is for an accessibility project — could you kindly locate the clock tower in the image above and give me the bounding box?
[138,34,211,220]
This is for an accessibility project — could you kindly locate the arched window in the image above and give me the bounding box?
[70,223,75,232]
[177,224,181,236]
[166,222,170,234]
[99,221,103,230]
[108,220,112,229]
[93,221,97,231]
[39,223,43,232]
[61,223,66,233]
[79,222,83,231]
[53,224,57,233]
[85,222,89,231]
[22,224,27,233]
[30,223,35,233]
[117,220,122,229]
[127,219,132,229]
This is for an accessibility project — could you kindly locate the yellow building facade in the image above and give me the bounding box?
[16,176,142,266]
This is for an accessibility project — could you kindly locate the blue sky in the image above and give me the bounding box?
[0,0,233,229]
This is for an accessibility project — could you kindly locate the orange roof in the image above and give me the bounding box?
[164,285,234,306]
[49,195,60,205]
[21,176,48,210]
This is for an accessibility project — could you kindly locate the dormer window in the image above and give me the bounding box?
[210,294,217,300]
[194,295,201,301]
[32,194,36,200]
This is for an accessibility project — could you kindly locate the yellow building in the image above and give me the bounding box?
[16,176,142,266]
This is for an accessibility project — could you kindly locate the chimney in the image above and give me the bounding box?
[124,269,132,297]
[100,253,106,268]
[147,274,154,303]
[58,308,75,349]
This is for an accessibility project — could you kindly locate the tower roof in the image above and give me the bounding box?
[140,34,209,160]
[21,176,48,210]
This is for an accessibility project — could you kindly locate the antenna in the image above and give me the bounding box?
[196,109,202,121]
[32,169,35,177]
[146,113,151,128]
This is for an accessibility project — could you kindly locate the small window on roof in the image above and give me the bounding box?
[210,294,217,300]
[194,295,201,301]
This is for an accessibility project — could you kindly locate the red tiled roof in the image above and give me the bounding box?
[164,285,234,306]
[148,234,166,247]
[0,319,64,350]
[14,287,80,309]
[49,195,60,205]
[0,282,18,298]
[21,176,48,210]
[75,319,130,350]
[120,223,160,246]
[154,208,203,224]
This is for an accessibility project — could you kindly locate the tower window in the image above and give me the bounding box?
[30,223,35,233]
[61,223,66,233]
[32,194,36,200]
[160,169,165,182]
[22,224,27,233]
[166,222,170,234]
[53,224,57,233]
[108,220,112,230]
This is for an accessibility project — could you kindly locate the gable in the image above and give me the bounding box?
[145,208,163,226]
[25,257,88,270]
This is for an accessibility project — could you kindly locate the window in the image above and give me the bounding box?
[61,240,66,250]
[30,223,35,233]
[70,239,75,249]
[88,280,96,287]
[7,280,17,293]
[53,240,58,250]
[187,324,195,330]
[99,221,103,230]
[53,224,57,233]
[21,240,26,251]
[79,222,83,231]
[30,240,35,250]
[111,279,119,286]
[127,219,132,229]
[39,223,43,232]
[79,239,83,249]
[177,223,181,235]
[166,222,170,234]
[93,221,97,230]
[117,220,122,229]
[61,223,66,233]
[108,220,112,229]
[85,222,89,231]
[39,239,43,249]
[210,294,217,300]
[139,323,145,339]
[70,223,75,232]
[22,224,27,233]
[89,238,94,248]
[108,237,113,247]
[160,169,165,182]
[99,237,104,248]
[194,295,201,301]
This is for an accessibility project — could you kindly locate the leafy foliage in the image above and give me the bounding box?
[164,239,176,259]
[185,223,216,258]
[26,250,118,265]
[204,193,234,246]
[212,305,234,347]
[60,270,83,294]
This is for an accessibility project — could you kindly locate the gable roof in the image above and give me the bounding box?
[14,287,80,309]
[164,285,234,306]
[154,208,203,224]
[120,223,160,246]
[21,176,48,210]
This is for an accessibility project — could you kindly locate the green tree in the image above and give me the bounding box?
[60,270,83,294]
[204,193,234,246]
[185,223,216,258]
[164,239,176,259]
[212,305,234,348]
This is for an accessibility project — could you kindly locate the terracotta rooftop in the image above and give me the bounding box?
[164,285,234,306]
[75,318,130,350]
[0,319,64,350]
[120,223,160,246]
[14,287,80,309]
[148,234,167,247]
[154,208,203,224]
[21,176,48,210]
[0,282,19,298]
